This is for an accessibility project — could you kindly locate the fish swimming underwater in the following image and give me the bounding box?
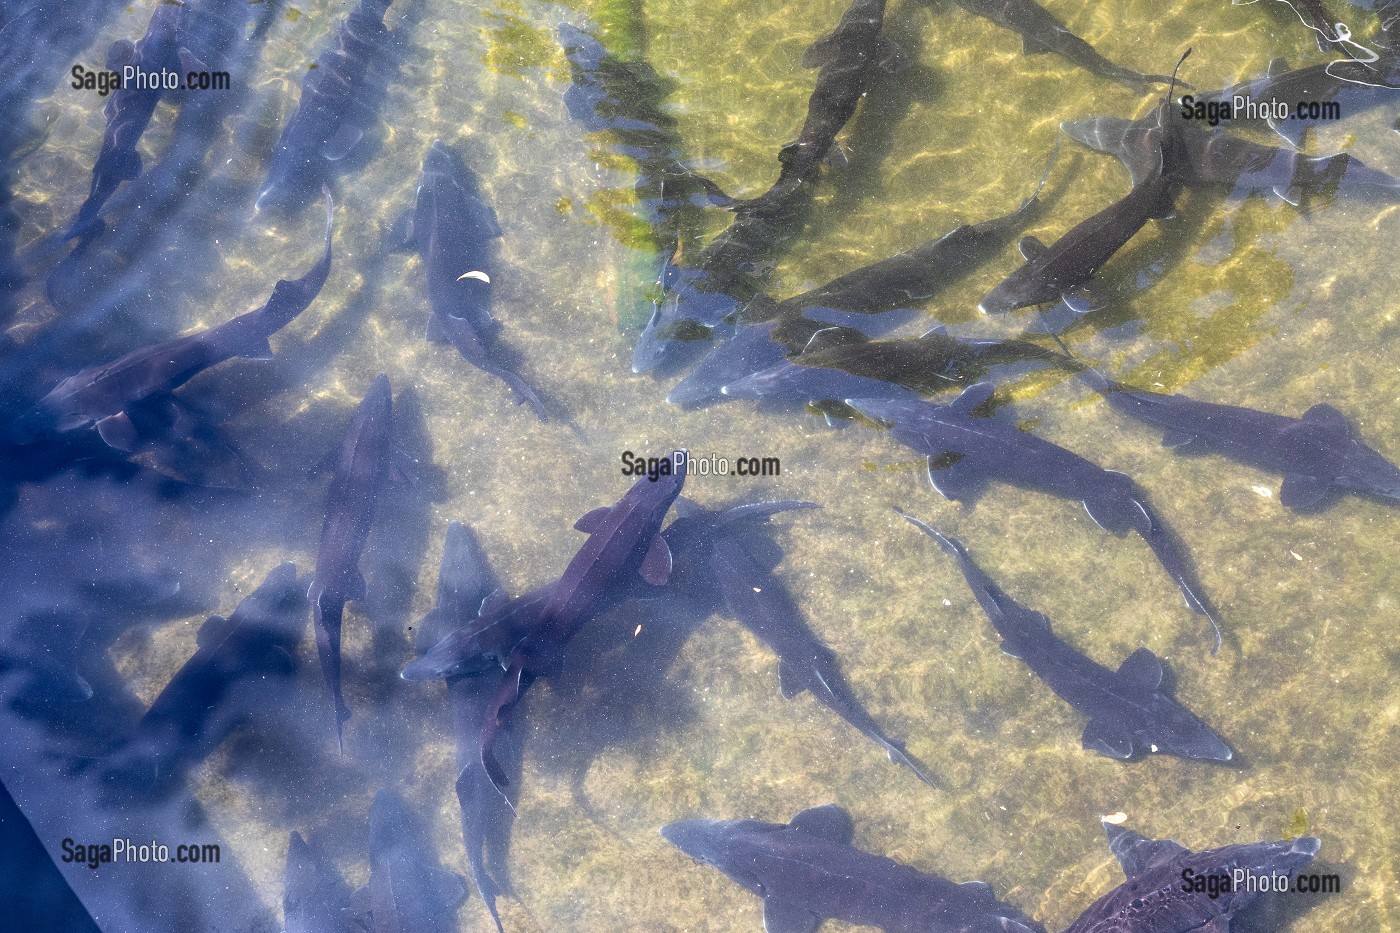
[63,0,192,244]
[846,385,1223,652]
[902,513,1233,762]
[662,803,1046,933]
[980,54,1191,314]
[944,0,1176,93]
[256,0,396,212]
[1062,110,1400,205]
[12,191,334,450]
[1079,368,1400,508]
[476,452,687,794]
[353,789,468,933]
[395,140,547,420]
[94,563,307,798]
[283,831,352,933]
[1064,820,1321,932]
[310,374,394,753]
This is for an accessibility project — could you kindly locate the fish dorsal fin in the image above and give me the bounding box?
[195,614,234,649]
[1280,473,1331,510]
[919,324,949,338]
[424,313,451,345]
[322,125,364,161]
[1021,34,1052,55]
[574,505,613,533]
[951,382,996,416]
[1301,402,1349,436]
[639,534,673,586]
[763,898,822,933]
[959,880,994,897]
[96,412,141,452]
[1018,235,1048,261]
[777,658,807,699]
[1161,428,1197,448]
[1117,647,1165,691]
[1082,718,1135,759]
[788,804,854,844]
[1104,823,1190,878]
[428,867,468,910]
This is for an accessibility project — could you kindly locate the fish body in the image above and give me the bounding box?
[846,386,1222,652]
[256,0,394,212]
[904,517,1232,762]
[310,374,393,750]
[661,804,1045,933]
[1064,821,1320,933]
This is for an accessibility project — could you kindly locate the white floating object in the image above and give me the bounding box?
[1102,812,1128,824]
[457,270,491,283]
[1252,485,1273,499]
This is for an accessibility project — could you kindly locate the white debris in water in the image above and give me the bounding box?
[1102,812,1128,825]
[1252,485,1273,498]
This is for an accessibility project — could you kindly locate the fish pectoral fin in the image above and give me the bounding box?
[347,568,368,603]
[1160,428,1198,448]
[1061,284,1107,316]
[345,885,371,927]
[424,313,452,345]
[105,38,136,71]
[96,412,141,451]
[998,638,1026,660]
[638,534,673,586]
[428,867,469,910]
[1280,473,1332,510]
[1081,718,1135,759]
[387,206,416,252]
[1117,646,1165,692]
[195,614,233,648]
[1301,402,1350,436]
[926,454,987,503]
[875,36,911,74]
[322,124,365,161]
[800,32,841,68]
[1020,34,1053,55]
[573,505,613,533]
[176,48,207,76]
[1082,497,1134,535]
[1018,235,1049,260]
[389,448,420,485]
[478,588,510,620]
[1107,827,1191,878]
[238,334,275,360]
[950,381,996,415]
[1271,184,1304,207]
[762,897,822,933]
[777,658,807,698]
[800,325,860,355]
[788,804,855,844]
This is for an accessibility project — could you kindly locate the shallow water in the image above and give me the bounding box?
[2,0,1398,928]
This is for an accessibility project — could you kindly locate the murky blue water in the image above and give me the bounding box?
[1,0,1397,929]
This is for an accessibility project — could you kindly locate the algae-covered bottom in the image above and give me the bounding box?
[3,0,1398,928]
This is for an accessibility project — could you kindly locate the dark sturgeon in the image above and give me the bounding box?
[398,140,547,420]
[94,562,307,797]
[284,831,352,933]
[14,192,334,449]
[980,59,1190,314]
[477,453,687,795]
[903,514,1232,762]
[846,385,1222,652]
[357,789,467,933]
[746,0,902,213]
[634,0,896,372]
[661,803,1046,933]
[725,326,1071,401]
[1081,369,1400,508]
[414,522,520,933]
[945,0,1175,93]
[256,0,395,212]
[1063,111,1400,204]
[708,523,939,786]
[64,0,190,243]
[310,374,394,752]
[1064,821,1320,932]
